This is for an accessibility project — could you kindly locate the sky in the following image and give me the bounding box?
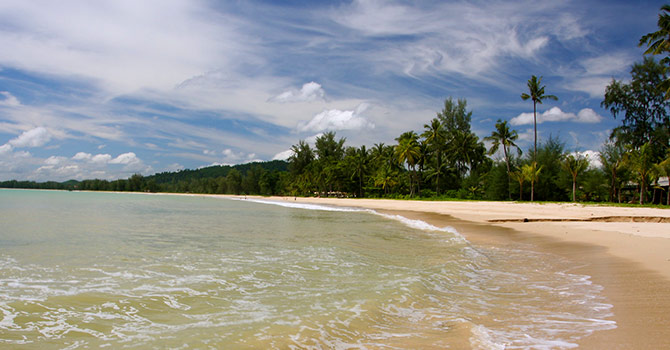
[0,0,665,181]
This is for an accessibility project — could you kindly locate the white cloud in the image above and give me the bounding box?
[44,156,67,165]
[511,107,603,125]
[571,150,602,170]
[270,82,326,103]
[330,1,576,78]
[0,144,13,154]
[272,149,294,161]
[297,103,374,132]
[8,127,51,148]
[0,91,20,106]
[110,152,140,165]
[72,152,92,160]
[0,1,252,96]
[576,108,603,123]
[517,128,535,142]
[91,154,113,164]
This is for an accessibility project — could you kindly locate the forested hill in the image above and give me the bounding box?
[0,160,290,194]
[146,160,288,184]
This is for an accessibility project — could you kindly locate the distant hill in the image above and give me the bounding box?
[0,160,290,194]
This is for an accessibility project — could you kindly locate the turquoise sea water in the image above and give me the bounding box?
[0,189,614,349]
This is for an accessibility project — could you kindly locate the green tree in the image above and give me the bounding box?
[534,136,568,202]
[656,150,670,205]
[484,119,521,199]
[601,57,670,156]
[395,131,421,197]
[599,140,626,202]
[347,145,369,198]
[510,169,525,201]
[521,75,558,161]
[522,162,543,202]
[289,140,314,176]
[422,118,447,194]
[315,131,346,194]
[628,142,655,204]
[639,4,670,99]
[562,154,589,202]
[437,97,472,135]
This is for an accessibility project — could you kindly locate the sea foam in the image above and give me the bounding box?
[237,197,467,242]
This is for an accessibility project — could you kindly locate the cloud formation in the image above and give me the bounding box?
[8,127,52,148]
[270,82,326,103]
[297,104,374,132]
[510,107,603,126]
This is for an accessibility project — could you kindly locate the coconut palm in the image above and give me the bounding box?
[422,118,447,194]
[639,4,670,98]
[484,119,521,199]
[562,154,590,202]
[599,141,626,202]
[348,145,369,198]
[522,161,543,202]
[521,75,558,161]
[656,150,670,205]
[510,169,525,201]
[395,131,421,196]
[628,142,655,204]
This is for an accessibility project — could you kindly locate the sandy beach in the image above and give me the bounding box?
[257,196,670,348]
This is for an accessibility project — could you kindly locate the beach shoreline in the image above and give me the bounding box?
[242,195,670,348]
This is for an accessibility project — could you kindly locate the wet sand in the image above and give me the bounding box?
[263,197,670,348]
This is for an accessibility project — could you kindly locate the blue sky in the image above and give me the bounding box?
[0,0,665,181]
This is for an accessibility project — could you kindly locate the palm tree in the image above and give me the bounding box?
[639,4,670,98]
[448,130,484,178]
[562,154,590,202]
[484,119,521,199]
[629,142,655,204]
[510,169,525,201]
[522,161,543,202]
[599,141,626,202]
[521,75,558,161]
[395,131,421,196]
[349,146,369,198]
[422,118,446,194]
[656,150,670,205]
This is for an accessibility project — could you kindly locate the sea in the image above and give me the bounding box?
[0,189,615,349]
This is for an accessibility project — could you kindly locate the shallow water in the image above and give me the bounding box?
[0,190,614,349]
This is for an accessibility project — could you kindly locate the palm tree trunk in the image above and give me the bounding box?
[533,101,537,162]
[531,180,535,202]
[504,146,511,200]
[572,175,577,202]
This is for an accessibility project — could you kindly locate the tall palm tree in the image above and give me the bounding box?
[422,118,446,194]
[521,75,558,161]
[484,119,521,199]
[349,145,369,198]
[562,154,589,202]
[395,131,421,197]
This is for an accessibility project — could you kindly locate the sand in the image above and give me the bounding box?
[258,196,670,348]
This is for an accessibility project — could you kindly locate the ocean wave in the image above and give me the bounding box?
[238,198,467,242]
